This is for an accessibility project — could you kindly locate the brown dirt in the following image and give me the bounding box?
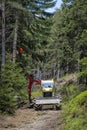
[0,106,63,130]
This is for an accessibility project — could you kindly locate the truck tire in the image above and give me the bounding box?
[34,104,42,111]
[55,105,61,110]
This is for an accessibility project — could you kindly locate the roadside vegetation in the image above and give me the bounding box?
[57,74,87,130]
[63,91,87,130]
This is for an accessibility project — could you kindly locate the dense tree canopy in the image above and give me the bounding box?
[0,0,56,113]
[0,0,87,114]
[48,0,87,81]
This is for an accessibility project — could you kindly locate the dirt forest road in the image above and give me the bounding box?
[0,106,63,130]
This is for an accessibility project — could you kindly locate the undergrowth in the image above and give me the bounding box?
[57,81,87,130]
[63,91,87,130]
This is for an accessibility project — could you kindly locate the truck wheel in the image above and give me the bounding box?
[34,104,38,111]
[55,105,61,110]
[40,105,42,110]
[34,105,38,111]
[34,104,42,111]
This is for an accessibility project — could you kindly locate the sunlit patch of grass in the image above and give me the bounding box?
[31,91,42,98]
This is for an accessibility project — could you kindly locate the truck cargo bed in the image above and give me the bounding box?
[34,97,61,105]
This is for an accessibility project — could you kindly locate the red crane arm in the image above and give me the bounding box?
[33,79,41,85]
[28,76,41,95]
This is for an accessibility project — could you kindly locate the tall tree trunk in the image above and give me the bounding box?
[66,61,69,74]
[2,0,5,67]
[36,67,42,79]
[13,16,18,63]
[57,62,60,81]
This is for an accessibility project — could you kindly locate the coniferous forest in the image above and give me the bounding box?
[0,0,87,129]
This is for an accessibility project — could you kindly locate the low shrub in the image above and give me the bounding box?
[63,91,87,130]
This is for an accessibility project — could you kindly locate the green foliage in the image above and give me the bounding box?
[0,62,27,114]
[63,91,87,130]
[31,84,42,98]
[1,0,87,115]
[57,82,85,102]
[79,57,87,77]
[48,0,87,79]
[0,86,16,114]
[32,91,42,99]
[1,0,56,114]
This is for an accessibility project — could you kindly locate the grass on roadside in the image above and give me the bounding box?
[62,91,87,130]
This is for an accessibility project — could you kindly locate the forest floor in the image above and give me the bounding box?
[0,106,63,130]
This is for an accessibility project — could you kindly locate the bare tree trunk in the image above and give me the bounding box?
[57,62,60,81]
[66,61,69,74]
[13,16,18,63]
[2,0,5,67]
[77,51,81,84]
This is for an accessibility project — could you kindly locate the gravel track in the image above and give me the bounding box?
[0,107,62,130]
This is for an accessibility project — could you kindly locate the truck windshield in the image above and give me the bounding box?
[42,82,53,88]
